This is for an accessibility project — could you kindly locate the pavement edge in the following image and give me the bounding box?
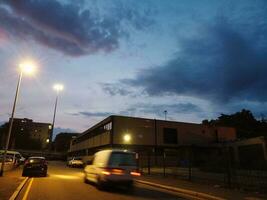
[135,179,226,200]
[9,177,29,200]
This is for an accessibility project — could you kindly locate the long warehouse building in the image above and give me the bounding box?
[69,115,236,157]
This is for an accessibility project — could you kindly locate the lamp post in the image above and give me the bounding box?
[0,61,36,176]
[49,84,63,147]
[164,110,167,121]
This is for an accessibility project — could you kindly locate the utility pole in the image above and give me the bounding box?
[164,110,167,121]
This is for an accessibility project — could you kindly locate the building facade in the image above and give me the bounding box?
[69,115,236,157]
[0,118,52,150]
[228,136,267,169]
[54,132,79,152]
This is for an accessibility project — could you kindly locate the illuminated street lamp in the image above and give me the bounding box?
[0,61,36,176]
[53,84,64,92]
[50,83,64,145]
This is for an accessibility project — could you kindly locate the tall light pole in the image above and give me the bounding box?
[164,110,168,121]
[49,84,63,147]
[0,61,36,176]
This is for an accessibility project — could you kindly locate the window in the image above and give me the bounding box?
[108,152,136,166]
[163,128,178,144]
[104,122,112,130]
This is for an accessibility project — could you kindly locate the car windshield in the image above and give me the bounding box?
[108,152,136,166]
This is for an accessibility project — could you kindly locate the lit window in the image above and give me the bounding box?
[104,122,112,130]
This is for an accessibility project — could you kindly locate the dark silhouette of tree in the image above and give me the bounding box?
[202,109,267,139]
[0,123,9,148]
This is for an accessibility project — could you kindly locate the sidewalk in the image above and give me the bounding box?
[0,166,24,200]
[136,174,267,200]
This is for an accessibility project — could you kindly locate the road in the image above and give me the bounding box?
[16,161,185,200]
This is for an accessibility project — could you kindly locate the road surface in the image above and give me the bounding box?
[16,161,185,200]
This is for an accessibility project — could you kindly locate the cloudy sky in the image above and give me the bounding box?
[0,0,266,135]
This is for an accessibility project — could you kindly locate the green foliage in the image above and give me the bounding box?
[202,109,267,139]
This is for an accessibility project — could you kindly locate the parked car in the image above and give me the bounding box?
[22,157,47,177]
[67,157,84,168]
[0,150,25,165]
[84,149,140,189]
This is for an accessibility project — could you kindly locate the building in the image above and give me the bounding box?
[69,115,236,161]
[54,132,79,152]
[0,118,52,150]
[228,136,267,169]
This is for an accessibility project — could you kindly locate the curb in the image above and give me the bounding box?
[136,180,226,200]
[9,177,29,200]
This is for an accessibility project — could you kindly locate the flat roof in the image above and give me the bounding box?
[74,115,234,141]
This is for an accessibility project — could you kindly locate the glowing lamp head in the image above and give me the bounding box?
[123,134,131,143]
[53,84,64,92]
[19,61,36,75]
[46,139,50,143]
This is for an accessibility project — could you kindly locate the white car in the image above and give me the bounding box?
[67,157,84,168]
[0,150,25,165]
[84,149,140,189]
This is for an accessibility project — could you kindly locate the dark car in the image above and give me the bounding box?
[22,157,48,177]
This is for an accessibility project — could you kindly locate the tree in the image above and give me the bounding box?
[202,109,267,139]
[0,123,9,149]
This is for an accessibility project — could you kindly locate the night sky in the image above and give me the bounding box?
[0,0,266,136]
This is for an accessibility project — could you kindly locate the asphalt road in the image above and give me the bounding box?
[16,161,185,200]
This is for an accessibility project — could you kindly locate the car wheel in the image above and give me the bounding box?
[22,171,27,177]
[126,182,134,192]
[84,174,89,184]
[42,171,47,177]
[96,177,104,190]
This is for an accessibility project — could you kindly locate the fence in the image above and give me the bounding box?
[137,146,267,193]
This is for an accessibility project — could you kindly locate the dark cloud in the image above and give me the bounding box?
[124,15,267,103]
[133,103,202,117]
[0,0,154,56]
[70,102,201,119]
[109,1,156,31]
[0,7,87,55]
[74,111,114,118]
[101,83,133,96]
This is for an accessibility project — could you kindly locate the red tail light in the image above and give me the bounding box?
[101,168,124,175]
[101,170,111,175]
[130,171,141,176]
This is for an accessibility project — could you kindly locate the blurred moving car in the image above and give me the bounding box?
[22,157,47,177]
[84,149,140,189]
[67,157,84,168]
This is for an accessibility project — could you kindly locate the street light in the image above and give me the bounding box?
[50,83,64,146]
[164,110,168,121]
[19,61,36,75]
[53,84,64,92]
[0,61,36,176]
